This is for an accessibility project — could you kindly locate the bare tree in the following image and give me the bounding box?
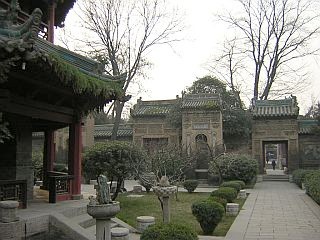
[208,38,246,107]
[74,0,183,139]
[218,0,320,102]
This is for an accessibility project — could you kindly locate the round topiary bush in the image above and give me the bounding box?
[210,187,238,202]
[220,181,241,193]
[140,222,198,240]
[192,200,224,235]
[210,154,258,183]
[183,180,199,193]
[208,196,227,209]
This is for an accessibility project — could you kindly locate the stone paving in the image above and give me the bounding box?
[226,181,320,240]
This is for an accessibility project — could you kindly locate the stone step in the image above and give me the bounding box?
[263,175,289,181]
[70,213,96,228]
[196,179,209,185]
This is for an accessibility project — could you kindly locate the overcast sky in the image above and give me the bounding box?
[58,0,320,114]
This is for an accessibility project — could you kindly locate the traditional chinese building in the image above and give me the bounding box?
[0,0,126,207]
[252,96,320,173]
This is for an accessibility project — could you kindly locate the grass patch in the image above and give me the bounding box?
[116,191,246,236]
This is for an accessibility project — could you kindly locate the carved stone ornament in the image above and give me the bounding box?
[0,0,43,82]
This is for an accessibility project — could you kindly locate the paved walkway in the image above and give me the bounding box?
[226,181,320,240]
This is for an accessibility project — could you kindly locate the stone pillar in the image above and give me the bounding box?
[68,121,83,199]
[15,117,33,201]
[96,218,112,240]
[162,196,170,223]
[42,130,55,190]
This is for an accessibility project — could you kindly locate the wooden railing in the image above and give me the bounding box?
[0,180,27,208]
[48,172,73,203]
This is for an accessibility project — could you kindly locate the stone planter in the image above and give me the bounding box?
[152,186,177,198]
[87,202,120,240]
[152,186,177,223]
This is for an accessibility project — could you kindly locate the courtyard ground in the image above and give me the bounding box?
[17,180,320,240]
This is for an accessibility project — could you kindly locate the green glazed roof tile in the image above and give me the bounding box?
[94,124,133,138]
[131,99,177,117]
[252,97,299,118]
[181,94,220,109]
[298,119,318,134]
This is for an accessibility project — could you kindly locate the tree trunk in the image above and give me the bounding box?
[111,100,124,140]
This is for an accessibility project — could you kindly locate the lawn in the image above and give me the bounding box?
[116,191,246,236]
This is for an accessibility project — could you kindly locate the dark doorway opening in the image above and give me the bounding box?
[263,141,288,175]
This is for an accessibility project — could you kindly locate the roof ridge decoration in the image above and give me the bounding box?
[0,0,42,83]
[0,0,42,49]
[252,96,299,119]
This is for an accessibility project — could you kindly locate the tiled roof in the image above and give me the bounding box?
[94,124,133,138]
[298,119,318,134]
[252,97,299,119]
[131,99,177,117]
[181,94,221,109]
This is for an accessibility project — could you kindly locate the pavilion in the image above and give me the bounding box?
[0,0,126,207]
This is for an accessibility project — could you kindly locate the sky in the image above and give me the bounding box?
[58,0,320,114]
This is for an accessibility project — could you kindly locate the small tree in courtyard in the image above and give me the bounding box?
[83,141,147,200]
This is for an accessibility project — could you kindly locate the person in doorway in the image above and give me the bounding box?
[271,159,276,170]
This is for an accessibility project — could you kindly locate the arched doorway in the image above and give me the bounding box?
[194,134,209,180]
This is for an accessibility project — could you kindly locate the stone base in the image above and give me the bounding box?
[133,185,142,193]
[90,180,97,185]
[111,227,129,240]
[35,180,43,186]
[72,194,83,200]
[238,190,246,199]
[0,201,19,223]
[136,216,155,233]
[226,203,239,216]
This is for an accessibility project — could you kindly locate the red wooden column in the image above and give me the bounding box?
[47,1,56,43]
[68,121,83,199]
[42,130,55,190]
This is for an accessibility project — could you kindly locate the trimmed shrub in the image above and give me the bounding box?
[292,169,315,188]
[229,180,246,189]
[183,180,199,193]
[208,196,228,209]
[220,181,241,193]
[304,170,320,204]
[140,222,198,240]
[192,200,224,235]
[210,154,258,183]
[211,187,238,202]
